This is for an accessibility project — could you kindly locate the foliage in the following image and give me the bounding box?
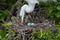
[39,0,60,25]
[32,29,52,40]
[19,0,26,7]
[0,0,60,40]
[0,10,9,21]
[31,0,60,40]
[0,0,17,21]
[32,28,60,40]
[2,22,12,28]
[0,0,17,40]
[0,30,8,40]
[45,1,60,25]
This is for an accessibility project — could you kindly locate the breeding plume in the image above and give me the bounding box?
[19,0,57,24]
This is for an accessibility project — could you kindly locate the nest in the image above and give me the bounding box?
[0,0,56,40]
[10,7,56,40]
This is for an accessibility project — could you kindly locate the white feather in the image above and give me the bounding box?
[19,0,57,23]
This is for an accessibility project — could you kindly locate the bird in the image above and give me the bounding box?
[19,0,57,25]
[19,0,39,24]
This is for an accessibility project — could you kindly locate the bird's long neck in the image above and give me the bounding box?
[20,7,25,23]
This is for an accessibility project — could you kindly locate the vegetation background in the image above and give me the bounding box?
[0,0,60,40]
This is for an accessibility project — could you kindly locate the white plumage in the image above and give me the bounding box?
[19,0,39,24]
[19,0,57,24]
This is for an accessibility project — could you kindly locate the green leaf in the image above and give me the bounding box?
[0,0,6,2]
[2,22,12,27]
[55,12,60,18]
[57,5,60,10]
[32,37,35,40]
[0,30,6,38]
[0,10,9,21]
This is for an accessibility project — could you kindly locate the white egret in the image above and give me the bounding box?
[19,0,39,24]
[19,0,57,24]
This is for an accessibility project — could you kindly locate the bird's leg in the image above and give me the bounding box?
[20,20,23,25]
[20,16,24,25]
[19,16,23,25]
